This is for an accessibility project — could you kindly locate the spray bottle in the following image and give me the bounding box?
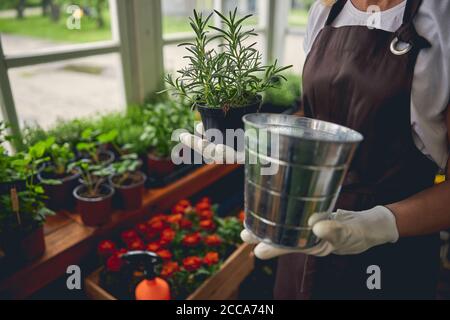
[121,250,170,300]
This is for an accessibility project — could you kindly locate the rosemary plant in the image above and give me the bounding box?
[164,8,292,111]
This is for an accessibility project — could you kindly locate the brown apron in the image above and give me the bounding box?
[274,0,440,300]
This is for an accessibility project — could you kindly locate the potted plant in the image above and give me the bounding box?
[140,101,194,177]
[70,160,115,226]
[109,153,147,211]
[261,73,302,114]
[76,128,115,165]
[37,137,80,210]
[0,129,54,262]
[164,9,292,140]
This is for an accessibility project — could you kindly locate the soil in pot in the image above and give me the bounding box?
[0,226,46,262]
[197,95,261,147]
[73,184,115,226]
[38,168,81,210]
[146,153,175,178]
[109,171,147,211]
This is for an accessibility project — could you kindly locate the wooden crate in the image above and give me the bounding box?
[85,243,254,300]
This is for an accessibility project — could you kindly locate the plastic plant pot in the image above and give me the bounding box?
[146,153,175,177]
[1,226,46,262]
[38,168,81,210]
[73,184,115,226]
[109,171,147,211]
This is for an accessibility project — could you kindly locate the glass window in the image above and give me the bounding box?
[0,0,114,55]
[9,52,124,129]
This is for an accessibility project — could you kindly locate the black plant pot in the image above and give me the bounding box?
[197,95,261,147]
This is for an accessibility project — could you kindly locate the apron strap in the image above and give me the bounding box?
[325,0,347,26]
[395,0,431,49]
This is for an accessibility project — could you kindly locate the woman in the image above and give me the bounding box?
[241,0,450,299]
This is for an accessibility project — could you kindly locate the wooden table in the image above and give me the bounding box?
[0,164,240,299]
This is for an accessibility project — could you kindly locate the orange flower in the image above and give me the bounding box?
[182,232,202,247]
[167,213,183,225]
[238,210,245,223]
[156,249,172,261]
[204,234,222,246]
[177,199,191,209]
[203,252,219,266]
[148,214,167,225]
[161,228,176,243]
[195,201,210,212]
[128,238,145,251]
[97,240,116,258]
[146,242,161,252]
[183,256,203,272]
[161,261,179,278]
[199,197,211,204]
[172,204,186,215]
[135,222,149,234]
[148,219,165,232]
[198,209,213,220]
[199,219,216,232]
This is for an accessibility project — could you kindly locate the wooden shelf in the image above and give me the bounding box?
[0,164,240,299]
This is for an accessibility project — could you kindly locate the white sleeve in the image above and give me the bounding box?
[411,1,450,170]
[303,1,331,55]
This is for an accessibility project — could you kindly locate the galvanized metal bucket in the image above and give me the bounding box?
[243,114,363,249]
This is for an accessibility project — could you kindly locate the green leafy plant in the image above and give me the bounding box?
[68,159,113,198]
[110,153,142,186]
[263,73,302,108]
[164,8,292,111]
[42,136,76,177]
[140,101,194,158]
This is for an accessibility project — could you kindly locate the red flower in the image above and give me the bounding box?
[198,209,213,220]
[97,240,116,258]
[161,261,179,278]
[144,230,159,241]
[199,219,216,232]
[106,249,127,272]
[135,222,149,234]
[238,210,245,223]
[183,256,203,272]
[199,197,211,204]
[180,218,192,230]
[177,199,191,209]
[128,238,145,251]
[149,214,167,222]
[182,232,202,247]
[167,213,183,225]
[161,228,176,243]
[195,201,210,212]
[148,219,165,232]
[121,229,139,244]
[203,252,219,266]
[204,234,222,246]
[156,249,172,261]
[172,204,186,215]
[147,242,161,252]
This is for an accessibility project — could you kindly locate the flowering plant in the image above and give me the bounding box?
[97,198,243,299]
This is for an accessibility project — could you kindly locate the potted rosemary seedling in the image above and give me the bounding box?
[70,160,115,226]
[164,9,291,141]
[109,153,146,211]
[38,137,80,210]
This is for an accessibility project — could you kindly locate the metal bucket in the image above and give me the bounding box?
[243,114,363,249]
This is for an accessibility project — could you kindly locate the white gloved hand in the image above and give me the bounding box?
[179,123,244,164]
[242,206,400,259]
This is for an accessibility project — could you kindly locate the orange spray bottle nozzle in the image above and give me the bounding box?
[121,250,170,300]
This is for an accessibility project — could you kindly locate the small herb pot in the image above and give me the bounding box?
[0,226,46,262]
[146,153,175,177]
[38,168,81,210]
[109,171,147,211]
[197,95,261,146]
[73,184,115,226]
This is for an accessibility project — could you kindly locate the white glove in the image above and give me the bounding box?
[179,123,244,164]
[242,206,400,259]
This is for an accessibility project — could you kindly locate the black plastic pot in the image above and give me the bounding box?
[38,168,81,210]
[197,95,261,146]
[0,226,46,262]
[73,184,115,226]
[109,171,147,211]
